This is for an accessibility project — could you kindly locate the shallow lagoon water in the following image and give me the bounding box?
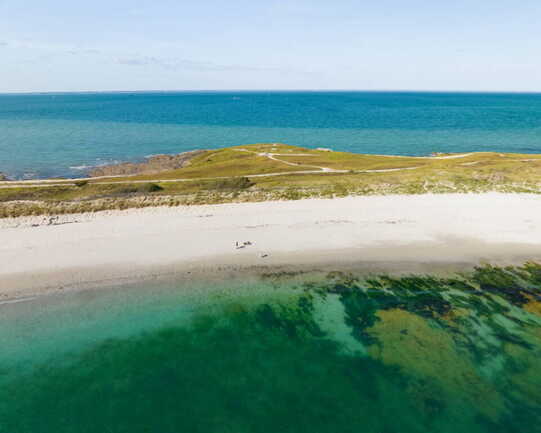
[1,265,540,433]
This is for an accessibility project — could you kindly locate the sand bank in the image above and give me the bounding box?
[1,193,541,300]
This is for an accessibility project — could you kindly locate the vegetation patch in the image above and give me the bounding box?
[2,143,541,217]
[199,177,254,191]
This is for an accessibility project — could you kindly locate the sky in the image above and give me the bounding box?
[1,0,540,93]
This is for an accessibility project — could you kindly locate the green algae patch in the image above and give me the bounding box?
[366,309,505,422]
[524,297,541,317]
[1,263,541,432]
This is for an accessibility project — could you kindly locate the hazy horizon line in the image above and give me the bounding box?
[1,89,541,96]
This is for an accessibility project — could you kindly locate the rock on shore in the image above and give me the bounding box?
[89,150,206,177]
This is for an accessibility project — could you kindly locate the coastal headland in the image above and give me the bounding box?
[1,143,541,217]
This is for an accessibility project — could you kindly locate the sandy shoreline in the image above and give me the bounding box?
[2,193,541,300]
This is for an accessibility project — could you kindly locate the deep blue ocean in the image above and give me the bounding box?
[1,91,541,179]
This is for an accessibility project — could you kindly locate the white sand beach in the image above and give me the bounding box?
[1,193,541,300]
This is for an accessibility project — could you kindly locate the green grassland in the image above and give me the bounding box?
[114,147,304,181]
[2,143,541,217]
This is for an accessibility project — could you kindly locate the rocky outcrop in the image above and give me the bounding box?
[89,150,206,177]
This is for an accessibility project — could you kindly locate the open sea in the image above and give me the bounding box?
[1,91,541,179]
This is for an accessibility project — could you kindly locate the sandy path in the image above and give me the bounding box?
[1,193,541,298]
[376,152,475,159]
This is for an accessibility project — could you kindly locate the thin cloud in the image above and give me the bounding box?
[116,55,291,73]
[6,39,300,74]
[12,41,103,64]
[5,39,101,55]
[66,48,101,55]
[117,57,157,66]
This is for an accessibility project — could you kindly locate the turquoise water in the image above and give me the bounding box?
[1,264,540,432]
[1,91,541,179]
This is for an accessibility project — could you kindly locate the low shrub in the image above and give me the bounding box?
[204,177,254,191]
[115,183,164,195]
[137,183,164,193]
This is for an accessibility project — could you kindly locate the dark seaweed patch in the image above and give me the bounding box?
[473,264,531,305]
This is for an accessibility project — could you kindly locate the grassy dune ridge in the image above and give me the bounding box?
[1,143,541,217]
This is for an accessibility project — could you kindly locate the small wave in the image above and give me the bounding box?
[69,160,121,171]
[0,296,37,306]
[70,165,92,170]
